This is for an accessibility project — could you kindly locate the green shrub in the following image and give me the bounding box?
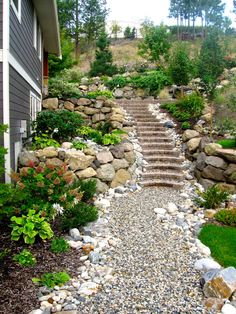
[181,122,191,130]
[215,208,236,226]
[215,117,236,135]
[31,133,60,150]
[131,71,170,94]
[60,202,98,230]
[86,90,113,99]
[0,249,10,261]
[195,185,229,209]
[32,271,70,289]
[177,93,204,118]
[60,68,82,83]
[13,249,36,267]
[0,124,8,176]
[48,78,82,98]
[106,76,129,89]
[73,179,97,202]
[50,237,70,254]
[33,110,83,142]
[217,138,236,149]
[72,140,88,150]
[10,210,54,245]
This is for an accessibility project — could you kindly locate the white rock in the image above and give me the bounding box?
[67,240,82,249]
[82,236,97,245]
[78,281,99,296]
[167,202,178,213]
[94,198,110,209]
[40,301,53,310]
[69,228,81,241]
[195,239,211,257]
[194,258,221,272]
[221,304,236,314]
[28,310,43,314]
[80,255,88,262]
[154,208,166,215]
[51,304,62,313]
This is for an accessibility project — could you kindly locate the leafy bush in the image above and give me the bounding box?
[131,71,170,94]
[10,210,54,244]
[48,78,82,98]
[72,140,88,150]
[33,110,83,142]
[217,138,236,149]
[13,249,36,267]
[74,179,97,202]
[181,122,191,130]
[89,32,117,77]
[50,237,70,254]
[106,76,129,90]
[215,208,236,226]
[215,117,236,135]
[31,133,60,150]
[0,249,10,261]
[86,90,113,99]
[79,126,125,145]
[177,93,204,118]
[224,56,236,69]
[32,272,70,289]
[195,185,229,209]
[60,202,98,230]
[60,68,82,83]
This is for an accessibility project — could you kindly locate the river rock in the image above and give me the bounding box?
[96,164,116,182]
[205,156,228,169]
[36,147,58,158]
[202,165,225,181]
[112,158,129,171]
[64,101,74,111]
[69,228,82,241]
[43,98,58,110]
[96,151,114,164]
[68,154,94,171]
[204,143,222,155]
[216,149,236,163]
[182,130,200,142]
[110,145,125,159]
[75,167,97,179]
[194,258,221,272]
[111,169,131,188]
[187,138,201,153]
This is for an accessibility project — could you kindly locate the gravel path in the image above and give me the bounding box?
[77,187,205,314]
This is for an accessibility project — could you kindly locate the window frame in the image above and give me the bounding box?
[11,0,22,23]
[30,91,41,122]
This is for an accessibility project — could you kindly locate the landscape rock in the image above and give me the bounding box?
[93,178,109,193]
[77,98,92,106]
[216,149,236,163]
[114,88,124,98]
[78,282,99,296]
[111,169,131,188]
[110,145,125,159]
[182,130,200,142]
[96,151,114,164]
[154,208,167,215]
[92,113,106,123]
[43,98,58,110]
[205,156,228,170]
[112,158,129,171]
[187,138,201,153]
[75,167,97,179]
[64,101,74,111]
[204,298,224,312]
[68,154,94,171]
[204,143,222,155]
[122,142,134,152]
[45,158,64,167]
[221,304,236,314]
[164,121,175,128]
[61,142,73,149]
[69,229,82,241]
[196,239,211,256]
[196,152,206,171]
[194,258,221,272]
[19,151,39,166]
[202,165,225,182]
[84,107,100,115]
[89,252,101,264]
[96,164,116,182]
[124,151,136,165]
[36,147,58,158]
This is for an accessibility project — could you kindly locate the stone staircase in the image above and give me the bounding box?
[118,99,184,189]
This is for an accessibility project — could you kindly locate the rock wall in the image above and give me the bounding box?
[182,130,236,193]
[43,97,125,130]
[19,142,138,194]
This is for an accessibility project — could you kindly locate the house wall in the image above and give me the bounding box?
[0,0,2,49]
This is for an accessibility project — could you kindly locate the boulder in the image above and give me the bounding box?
[221,304,236,314]
[110,169,131,188]
[204,143,222,155]
[124,151,136,165]
[93,178,109,194]
[121,142,133,152]
[83,147,96,156]
[202,267,236,298]
[110,145,125,159]
[194,258,221,272]
[64,101,74,111]
[68,155,94,171]
[164,121,175,128]
[77,98,92,106]
[112,158,129,171]
[110,114,124,123]
[202,165,225,182]
[201,113,212,123]
[187,137,201,153]
[112,107,123,115]
[104,99,117,108]
[96,151,114,164]
[114,88,124,98]
[42,98,58,110]
[216,183,236,194]
[224,164,236,184]
[84,107,100,115]
[111,121,123,129]
[204,298,224,312]
[101,107,111,113]
[96,164,116,182]
[199,178,215,190]
[205,156,228,170]
[75,167,97,179]
[182,129,200,142]
[36,147,58,158]
[92,113,106,123]
[196,152,206,171]
[46,158,64,167]
[18,151,39,166]
[61,142,73,149]
[215,149,236,163]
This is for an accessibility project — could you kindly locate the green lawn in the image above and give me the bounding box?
[199,224,236,268]
[217,138,236,149]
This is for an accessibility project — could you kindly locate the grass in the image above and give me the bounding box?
[217,138,236,149]
[199,224,236,268]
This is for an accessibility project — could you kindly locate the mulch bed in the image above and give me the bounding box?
[0,222,82,314]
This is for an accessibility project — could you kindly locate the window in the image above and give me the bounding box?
[30,92,41,121]
[33,11,42,60]
[11,0,21,22]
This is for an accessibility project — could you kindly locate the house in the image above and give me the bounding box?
[0,0,61,182]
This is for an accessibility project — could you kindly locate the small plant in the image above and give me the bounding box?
[10,209,54,244]
[215,117,236,136]
[181,122,191,130]
[13,249,36,267]
[75,179,97,202]
[195,185,229,209]
[33,110,83,142]
[215,208,236,226]
[49,78,82,98]
[106,76,129,89]
[217,138,236,149]
[72,140,88,151]
[0,124,8,176]
[0,249,10,261]
[32,271,70,289]
[60,202,98,230]
[86,90,113,99]
[32,133,60,150]
[50,237,70,254]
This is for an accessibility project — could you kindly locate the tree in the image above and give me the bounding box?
[168,42,192,87]
[124,26,132,39]
[131,27,137,39]
[111,21,122,39]
[138,24,171,65]
[89,32,117,77]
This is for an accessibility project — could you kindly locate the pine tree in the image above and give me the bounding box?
[89,33,117,77]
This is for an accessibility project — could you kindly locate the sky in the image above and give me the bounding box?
[106,0,235,28]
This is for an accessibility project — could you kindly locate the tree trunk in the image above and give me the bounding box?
[75,0,80,61]
[177,14,180,40]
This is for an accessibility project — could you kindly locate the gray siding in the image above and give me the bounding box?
[10,0,42,88]
[0,63,3,149]
[0,0,2,49]
[9,66,40,170]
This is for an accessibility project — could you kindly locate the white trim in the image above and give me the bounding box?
[11,0,22,23]
[3,0,11,183]
[33,9,37,49]
[30,91,41,121]
[9,53,41,95]
[0,49,3,62]
[38,26,42,61]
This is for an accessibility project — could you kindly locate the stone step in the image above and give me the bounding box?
[145,163,183,171]
[140,180,184,189]
[136,121,163,125]
[138,131,167,137]
[143,149,180,157]
[142,171,184,181]
[139,137,172,143]
[135,118,161,123]
[145,156,184,163]
[137,127,166,132]
[142,143,174,150]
